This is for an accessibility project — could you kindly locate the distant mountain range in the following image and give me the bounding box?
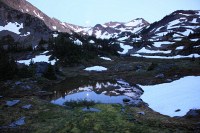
[0,0,200,57]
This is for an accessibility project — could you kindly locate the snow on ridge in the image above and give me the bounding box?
[84,66,108,72]
[33,10,44,20]
[167,19,181,29]
[131,54,200,59]
[191,39,198,42]
[181,29,193,36]
[52,26,57,30]
[95,30,102,38]
[141,76,200,117]
[99,32,112,39]
[191,18,197,23]
[153,41,172,47]
[0,22,23,34]
[137,47,171,54]
[125,19,142,27]
[176,46,184,50]
[21,32,30,37]
[118,36,129,41]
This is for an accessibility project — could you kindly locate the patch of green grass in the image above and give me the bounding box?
[0,97,197,133]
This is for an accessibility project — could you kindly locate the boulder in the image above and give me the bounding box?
[137,111,145,115]
[15,81,22,85]
[22,104,32,109]
[123,98,131,103]
[9,117,25,127]
[6,100,20,107]
[185,109,200,117]
[155,73,164,78]
[82,107,101,112]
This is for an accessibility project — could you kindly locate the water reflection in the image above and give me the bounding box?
[45,76,143,105]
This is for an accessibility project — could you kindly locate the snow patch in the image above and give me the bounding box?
[52,26,57,30]
[118,36,129,41]
[176,46,184,50]
[74,39,82,45]
[0,22,23,34]
[84,66,107,72]
[53,33,58,38]
[17,52,56,65]
[153,41,172,47]
[191,39,198,42]
[89,40,95,43]
[141,76,200,117]
[100,57,112,61]
[118,43,133,54]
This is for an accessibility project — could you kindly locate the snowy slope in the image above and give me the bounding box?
[142,10,200,40]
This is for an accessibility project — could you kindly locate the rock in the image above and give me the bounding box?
[175,109,181,112]
[185,109,200,117]
[15,81,22,85]
[123,98,131,103]
[22,104,32,109]
[155,73,164,78]
[121,107,125,113]
[166,79,172,82]
[128,99,143,107]
[36,91,53,96]
[6,100,20,107]
[82,107,101,112]
[9,117,25,127]
[174,75,178,78]
[137,111,145,115]
[24,85,31,90]
[135,65,142,70]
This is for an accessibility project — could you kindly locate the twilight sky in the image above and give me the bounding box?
[27,0,200,27]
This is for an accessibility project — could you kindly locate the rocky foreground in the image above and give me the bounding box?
[0,56,200,132]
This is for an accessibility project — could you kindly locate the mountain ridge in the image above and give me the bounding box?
[0,0,199,58]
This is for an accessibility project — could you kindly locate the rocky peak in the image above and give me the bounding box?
[1,0,82,33]
[104,21,123,28]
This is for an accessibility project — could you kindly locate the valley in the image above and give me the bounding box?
[0,0,200,132]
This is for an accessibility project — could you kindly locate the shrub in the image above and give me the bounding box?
[43,63,57,80]
[147,63,158,71]
[64,99,96,109]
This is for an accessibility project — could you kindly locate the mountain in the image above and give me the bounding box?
[1,0,84,33]
[0,0,199,58]
[130,10,200,58]
[77,18,149,40]
[0,0,53,47]
[141,10,200,40]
